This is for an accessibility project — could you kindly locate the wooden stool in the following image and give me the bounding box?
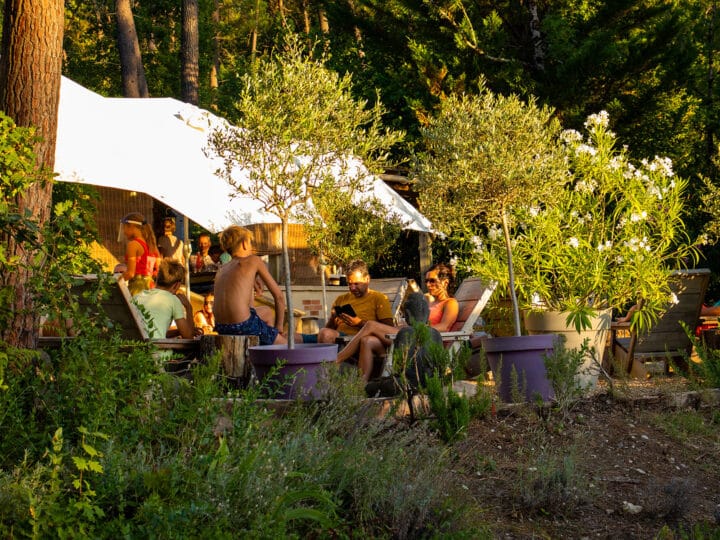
[200,334,259,388]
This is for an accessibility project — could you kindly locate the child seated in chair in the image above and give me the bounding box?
[133,258,196,339]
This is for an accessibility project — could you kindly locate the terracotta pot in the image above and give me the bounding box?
[482,334,556,403]
[249,343,338,400]
[524,308,612,388]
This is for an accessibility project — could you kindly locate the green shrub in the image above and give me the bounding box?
[426,374,471,443]
[518,451,582,515]
[681,323,720,389]
[543,337,593,414]
[1,334,473,537]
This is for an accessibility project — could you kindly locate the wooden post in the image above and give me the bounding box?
[418,232,432,287]
[200,334,259,387]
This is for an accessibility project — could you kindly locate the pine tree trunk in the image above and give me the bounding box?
[346,0,364,57]
[302,0,311,34]
[250,0,260,62]
[117,0,149,97]
[181,0,200,105]
[705,0,717,177]
[528,0,545,72]
[210,0,220,102]
[318,7,329,34]
[0,0,64,348]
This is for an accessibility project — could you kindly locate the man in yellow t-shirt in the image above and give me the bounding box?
[319,260,393,340]
[317,260,394,380]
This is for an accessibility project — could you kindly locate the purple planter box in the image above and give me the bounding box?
[249,343,338,400]
[482,334,556,403]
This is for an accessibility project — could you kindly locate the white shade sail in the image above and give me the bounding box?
[54,76,432,234]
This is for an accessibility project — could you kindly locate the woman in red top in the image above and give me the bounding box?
[425,263,459,332]
[119,212,160,295]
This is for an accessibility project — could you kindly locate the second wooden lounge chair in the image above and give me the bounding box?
[385,276,497,372]
[39,275,200,354]
[611,268,711,377]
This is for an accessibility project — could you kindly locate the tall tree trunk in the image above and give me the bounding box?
[250,0,260,63]
[527,0,545,72]
[210,0,220,105]
[0,0,64,348]
[706,0,717,177]
[117,0,149,97]
[282,219,295,348]
[302,0,311,34]
[318,7,329,34]
[182,0,200,105]
[501,209,522,337]
[346,0,365,58]
[275,0,288,28]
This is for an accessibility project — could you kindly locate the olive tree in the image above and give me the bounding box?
[210,40,402,347]
[414,89,567,336]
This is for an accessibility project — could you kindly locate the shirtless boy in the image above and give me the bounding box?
[213,225,287,345]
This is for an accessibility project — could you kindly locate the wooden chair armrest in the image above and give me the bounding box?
[439,331,471,340]
[153,338,201,350]
[610,321,631,330]
[38,336,71,348]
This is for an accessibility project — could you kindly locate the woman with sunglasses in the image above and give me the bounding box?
[424,263,459,332]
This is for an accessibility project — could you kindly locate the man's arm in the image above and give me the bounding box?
[174,317,195,339]
[325,306,340,329]
[256,258,285,330]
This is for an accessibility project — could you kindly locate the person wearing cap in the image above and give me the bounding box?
[117,212,160,296]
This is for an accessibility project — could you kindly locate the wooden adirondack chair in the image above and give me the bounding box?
[611,268,711,377]
[39,275,199,353]
[384,277,497,374]
[369,277,411,325]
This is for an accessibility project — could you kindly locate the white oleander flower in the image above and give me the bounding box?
[597,240,613,252]
[560,129,583,144]
[584,110,610,129]
[575,144,597,156]
[648,184,662,200]
[609,156,624,170]
[568,237,580,248]
[529,205,540,217]
[669,292,679,305]
[652,156,674,177]
[487,225,501,242]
